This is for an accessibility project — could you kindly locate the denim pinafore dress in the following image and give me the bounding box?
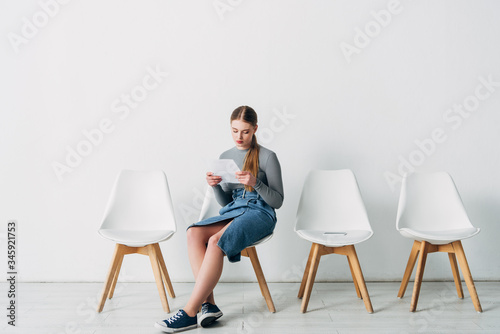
[188,188,276,262]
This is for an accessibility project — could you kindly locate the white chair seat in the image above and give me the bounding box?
[399,227,480,245]
[98,229,175,247]
[296,229,373,247]
[250,233,273,247]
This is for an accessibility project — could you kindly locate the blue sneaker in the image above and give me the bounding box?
[154,309,197,333]
[199,302,223,327]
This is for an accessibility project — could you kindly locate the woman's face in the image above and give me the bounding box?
[231,119,257,150]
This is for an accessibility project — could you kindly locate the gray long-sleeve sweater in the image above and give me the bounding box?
[212,145,284,209]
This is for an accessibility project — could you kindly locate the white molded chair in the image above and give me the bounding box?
[199,187,276,313]
[396,172,482,312]
[97,170,176,313]
[295,169,374,313]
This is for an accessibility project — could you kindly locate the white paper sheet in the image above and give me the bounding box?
[209,159,241,184]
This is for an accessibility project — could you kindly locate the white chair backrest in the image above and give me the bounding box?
[199,187,222,221]
[396,172,473,231]
[295,169,372,232]
[100,170,177,232]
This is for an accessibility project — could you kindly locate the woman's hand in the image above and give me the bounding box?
[235,171,257,187]
[206,172,222,186]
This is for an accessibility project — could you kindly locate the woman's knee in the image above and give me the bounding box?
[207,234,225,255]
[187,227,206,244]
[207,234,220,248]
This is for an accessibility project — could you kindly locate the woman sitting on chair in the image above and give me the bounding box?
[155,105,284,332]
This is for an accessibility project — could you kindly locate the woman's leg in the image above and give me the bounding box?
[186,221,232,305]
[183,222,232,316]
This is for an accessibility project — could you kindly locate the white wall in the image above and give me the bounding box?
[1,0,499,282]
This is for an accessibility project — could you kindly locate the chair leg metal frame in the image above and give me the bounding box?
[297,243,374,314]
[398,240,482,313]
[240,246,276,313]
[97,243,175,313]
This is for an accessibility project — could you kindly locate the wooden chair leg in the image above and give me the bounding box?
[107,249,125,299]
[298,245,315,299]
[147,244,170,313]
[301,243,322,313]
[410,241,429,312]
[98,244,125,312]
[153,243,175,298]
[452,241,482,313]
[241,248,266,299]
[345,245,373,313]
[448,253,464,299]
[398,241,420,298]
[347,256,362,299]
[246,246,276,313]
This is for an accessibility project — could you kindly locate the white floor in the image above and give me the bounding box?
[1,281,499,333]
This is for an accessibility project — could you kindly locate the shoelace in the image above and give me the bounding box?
[201,304,209,314]
[166,311,183,324]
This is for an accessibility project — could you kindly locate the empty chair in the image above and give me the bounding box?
[97,170,176,313]
[295,169,374,313]
[198,187,276,313]
[396,172,482,312]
